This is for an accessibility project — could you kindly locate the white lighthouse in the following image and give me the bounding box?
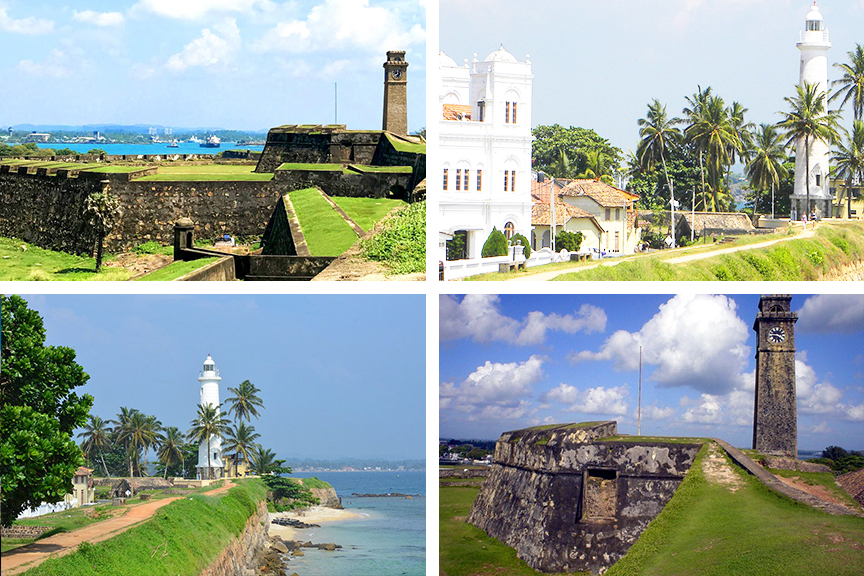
[196,355,224,480]
[791,2,833,219]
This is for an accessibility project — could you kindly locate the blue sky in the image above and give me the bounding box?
[440,0,864,153]
[0,0,426,132]
[22,294,426,462]
[440,294,864,451]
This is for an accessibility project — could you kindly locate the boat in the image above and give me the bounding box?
[167,140,179,148]
[200,135,221,148]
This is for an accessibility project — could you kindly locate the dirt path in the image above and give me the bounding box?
[772,474,859,512]
[505,227,811,281]
[1,482,233,575]
[701,442,744,492]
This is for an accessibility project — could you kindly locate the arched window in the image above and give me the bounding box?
[541,231,550,248]
[504,222,515,239]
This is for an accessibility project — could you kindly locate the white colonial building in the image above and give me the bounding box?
[791,1,833,219]
[439,45,534,263]
[196,355,225,480]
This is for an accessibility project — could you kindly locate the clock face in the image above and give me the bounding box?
[391,69,403,79]
[768,327,786,343]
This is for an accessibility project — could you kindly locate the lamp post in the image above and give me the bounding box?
[550,175,556,251]
[670,180,676,249]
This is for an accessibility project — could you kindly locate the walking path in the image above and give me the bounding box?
[1,481,233,575]
[507,227,812,281]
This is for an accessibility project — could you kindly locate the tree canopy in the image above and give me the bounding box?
[532,124,623,180]
[1,295,94,527]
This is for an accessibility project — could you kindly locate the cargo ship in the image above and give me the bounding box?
[200,135,221,148]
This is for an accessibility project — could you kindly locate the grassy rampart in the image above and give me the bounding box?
[20,479,267,576]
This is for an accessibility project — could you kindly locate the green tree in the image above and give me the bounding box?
[481,227,508,258]
[187,403,230,480]
[250,447,286,475]
[77,415,113,477]
[683,85,714,203]
[532,124,622,179]
[745,124,789,218]
[510,233,531,260]
[637,100,681,241]
[833,120,864,219]
[261,475,319,511]
[84,185,122,273]
[156,426,186,480]
[831,44,864,121]
[555,230,584,252]
[224,380,264,423]
[111,407,140,477]
[777,82,842,215]
[0,295,94,527]
[223,422,261,477]
[685,95,739,211]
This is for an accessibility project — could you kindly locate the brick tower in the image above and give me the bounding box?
[752,295,798,457]
[382,50,408,135]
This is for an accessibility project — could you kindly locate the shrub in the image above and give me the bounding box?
[360,200,425,274]
[132,241,163,255]
[556,230,584,252]
[510,233,531,259]
[481,227,508,257]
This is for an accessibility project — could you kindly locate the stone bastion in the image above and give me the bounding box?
[467,421,701,575]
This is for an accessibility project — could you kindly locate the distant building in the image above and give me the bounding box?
[531,178,603,251]
[65,466,95,508]
[439,45,533,262]
[831,178,863,220]
[558,179,641,254]
[24,132,50,143]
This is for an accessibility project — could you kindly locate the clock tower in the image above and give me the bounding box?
[382,50,409,136]
[752,295,798,457]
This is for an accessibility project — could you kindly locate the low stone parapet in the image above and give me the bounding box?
[1,525,53,539]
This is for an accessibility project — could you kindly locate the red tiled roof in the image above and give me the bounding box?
[75,466,93,476]
[531,180,601,229]
[560,179,639,207]
[443,104,471,121]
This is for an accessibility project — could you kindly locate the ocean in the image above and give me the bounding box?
[34,142,264,156]
[283,471,425,576]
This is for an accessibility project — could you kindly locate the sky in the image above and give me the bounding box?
[439,0,864,155]
[0,0,426,133]
[21,294,426,462]
[440,294,864,451]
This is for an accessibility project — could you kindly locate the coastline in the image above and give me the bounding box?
[268,506,360,540]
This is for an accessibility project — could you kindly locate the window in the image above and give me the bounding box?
[581,469,618,521]
[478,101,485,122]
[510,170,515,192]
[456,169,461,191]
[605,208,611,220]
[505,102,510,123]
[504,221,515,239]
[463,169,469,191]
[512,102,517,124]
[614,231,620,252]
[443,168,448,190]
[615,208,620,220]
[815,174,821,187]
[504,171,509,192]
[477,169,483,191]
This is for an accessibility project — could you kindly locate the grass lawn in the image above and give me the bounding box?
[0,238,129,281]
[4,504,128,552]
[134,257,222,281]
[330,197,405,231]
[440,485,580,576]
[606,444,864,576]
[135,164,273,181]
[289,187,358,256]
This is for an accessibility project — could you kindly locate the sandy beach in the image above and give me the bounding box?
[268,506,360,540]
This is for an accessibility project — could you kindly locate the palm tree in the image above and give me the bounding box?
[120,411,162,476]
[224,380,264,423]
[638,99,681,243]
[833,120,864,219]
[686,95,740,211]
[111,406,139,477]
[78,415,113,477]
[777,82,842,216]
[745,124,789,219]
[156,426,186,479]
[726,101,754,192]
[683,85,713,203]
[223,422,261,477]
[250,447,278,476]
[831,44,864,121]
[187,403,231,480]
[84,185,122,273]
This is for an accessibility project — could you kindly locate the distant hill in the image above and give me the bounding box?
[9,124,268,134]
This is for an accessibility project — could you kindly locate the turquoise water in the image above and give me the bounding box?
[35,142,264,156]
[282,471,425,576]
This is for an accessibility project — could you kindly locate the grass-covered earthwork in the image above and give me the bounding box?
[289,187,359,255]
[330,197,405,231]
[135,164,273,181]
[360,200,425,274]
[135,257,222,281]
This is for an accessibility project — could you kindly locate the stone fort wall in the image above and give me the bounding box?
[468,422,700,575]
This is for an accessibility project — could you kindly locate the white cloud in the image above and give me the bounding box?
[18,49,70,78]
[165,19,241,72]
[797,294,864,333]
[543,383,628,415]
[134,0,265,20]
[639,404,676,421]
[846,403,864,422]
[571,294,750,394]
[440,294,606,346]
[73,10,125,27]
[0,4,53,34]
[682,394,723,424]
[440,355,544,420]
[252,0,425,54]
